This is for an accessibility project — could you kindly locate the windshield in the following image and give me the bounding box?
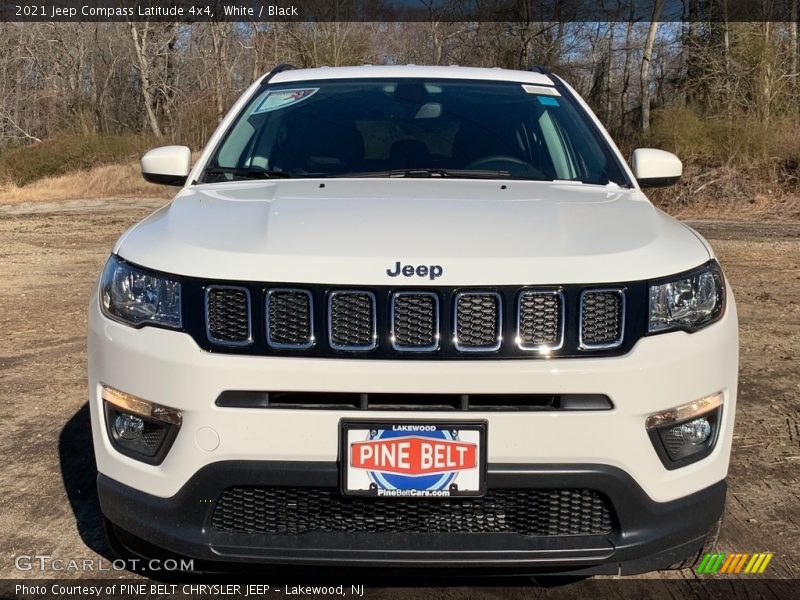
[202,78,629,185]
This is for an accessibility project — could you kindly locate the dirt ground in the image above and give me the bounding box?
[0,198,798,594]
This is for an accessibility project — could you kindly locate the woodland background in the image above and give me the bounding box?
[1,0,799,216]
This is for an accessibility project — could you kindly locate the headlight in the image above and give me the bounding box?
[100,255,182,328]
[648,261,724,333]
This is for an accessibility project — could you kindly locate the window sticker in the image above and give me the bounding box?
[522,84,560,96]
[537,96,560,107]
[253,88,319,113]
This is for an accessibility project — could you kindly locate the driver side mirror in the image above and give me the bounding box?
[141,146,192,186]
[631,148,682,188]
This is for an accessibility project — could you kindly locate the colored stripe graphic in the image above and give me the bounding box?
[734,553,750,573]
[696,552,773,575]
[696,553,713,573]
[720,553,736,573]
[757,554,774,573]
[711,553,726,573]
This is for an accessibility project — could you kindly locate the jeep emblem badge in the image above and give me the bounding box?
[386,261,443,280]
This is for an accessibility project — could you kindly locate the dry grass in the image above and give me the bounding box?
[648,162,800,222]
[662,193,800,221]
[1,157,798,223]
[0,160,172,204]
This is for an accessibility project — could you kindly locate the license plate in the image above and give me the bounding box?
[340,420,487,498]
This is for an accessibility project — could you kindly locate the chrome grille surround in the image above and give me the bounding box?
[204,285,252,346]
[453,291,502,352]
[328,291,377,351]
[516,289,565,352]
[390,291,440,352]
[265,288,314,349]
[579,288,626,350]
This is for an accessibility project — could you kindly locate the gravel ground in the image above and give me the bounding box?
[0,198,797,595]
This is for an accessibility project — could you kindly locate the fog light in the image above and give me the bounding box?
[114,413,144,440]
[675,417,712,445]
[101,384,181,465]
[646,392,723,469]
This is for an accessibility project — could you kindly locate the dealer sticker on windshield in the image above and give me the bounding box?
[252,87,318,113]
[341,421,487,497]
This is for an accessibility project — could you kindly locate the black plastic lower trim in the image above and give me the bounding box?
[98,462,725,575]
[215,390,614,411]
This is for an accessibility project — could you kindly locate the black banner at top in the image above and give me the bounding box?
[1,0,799,23]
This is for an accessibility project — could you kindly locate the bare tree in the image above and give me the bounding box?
[791,0,798,113]
[640,0,666,132]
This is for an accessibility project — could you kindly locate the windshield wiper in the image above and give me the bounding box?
[333,168,514,179]
[203,166,292,180]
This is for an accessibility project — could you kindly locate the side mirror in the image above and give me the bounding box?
[631,148,682,188]
[141,146,192,186]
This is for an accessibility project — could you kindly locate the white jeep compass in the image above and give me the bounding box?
[87,64,737,576]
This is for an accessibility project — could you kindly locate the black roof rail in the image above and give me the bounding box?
[528,65,552,75]
[261,63,297,85]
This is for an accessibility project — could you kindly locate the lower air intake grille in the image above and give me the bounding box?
[212,487,614,537]
[455,292,501,351]
[391,292,438,351]
[329,292,376,350]
[266,289,313,348]
[518,291,563,350]
[580,290,624,348]
[206,286,251,345]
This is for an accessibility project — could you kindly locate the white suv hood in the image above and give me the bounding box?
[115,179,709,285]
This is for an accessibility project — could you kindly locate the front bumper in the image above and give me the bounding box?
[98,461,725,575]
[87,287,738,503]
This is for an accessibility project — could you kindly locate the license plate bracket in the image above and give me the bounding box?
[340,419,487,498]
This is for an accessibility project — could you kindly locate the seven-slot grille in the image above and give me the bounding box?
[200,285,628,357]
[205,286,251,345]
[579,289,625,349]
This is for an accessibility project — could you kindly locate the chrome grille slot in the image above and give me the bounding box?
[454,292,502,351]
[205,285,252,345]
[517,290,564,351]
[328,291,376,350]
[266,289,313,349]
[391,292,439,351]
[579,289,625,349]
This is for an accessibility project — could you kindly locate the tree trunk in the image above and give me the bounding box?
[723,0,732,118]
[640,0,665,132]
[620,11,634,133]
[791,0,798,113]
[129,22,163,138]
[210,23,230,121]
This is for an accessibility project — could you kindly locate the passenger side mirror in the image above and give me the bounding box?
[141,146,192,186]
[631,148,682,188]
